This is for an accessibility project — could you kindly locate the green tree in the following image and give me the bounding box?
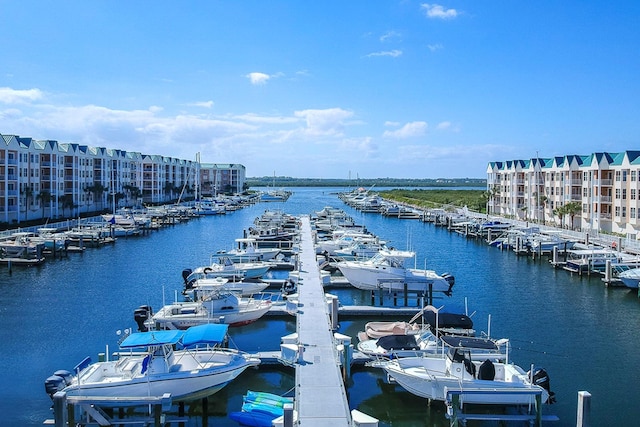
[58,194,75,217]
[564,201,582,230]
[552,205,566,228]
[85,183,108,211]
[36,190,52,218]
[21,185,34,214]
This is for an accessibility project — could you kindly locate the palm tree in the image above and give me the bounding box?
[483,184,500,215]
[564,201,582,230]
[21,185,34,220]
[123,184,141,206]
[36,190,52,219]
[58,194,75,218]
[552,206,566,228]
[85,183,108,211]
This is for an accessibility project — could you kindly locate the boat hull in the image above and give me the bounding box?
[383,357,548,406]
[62,353,259,405]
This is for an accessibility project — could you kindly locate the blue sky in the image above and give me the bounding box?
[1,1,638,179]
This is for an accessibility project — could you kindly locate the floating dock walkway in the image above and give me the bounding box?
[293,215,352,426]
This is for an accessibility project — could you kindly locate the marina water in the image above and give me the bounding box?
[1,187,638,426]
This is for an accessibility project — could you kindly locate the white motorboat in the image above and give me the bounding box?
[377,348,554,406]
[358,331,509,362]
[333,240,388,260]
[358,306,475,341]
[136,291,272,330]
[184,276,270,298]
[336,249,455,294]
[185,256,274,281]
[44,324,260,404]
[316,231,380,255]
[618,267,640,289]
[562,248,626,273]
[217,238,282,262]
[529,231,576,254]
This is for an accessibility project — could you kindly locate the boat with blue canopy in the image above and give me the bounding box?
[45,324,260,404]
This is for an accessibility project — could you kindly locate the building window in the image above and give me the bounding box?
[616,170,621,181]
[615,206,620,217]
[632,170,637,182]
[632,207,636,219]
[623,189,627,200]
[616,189,621,199]
[623,170,628,182]
[632,189,637,200]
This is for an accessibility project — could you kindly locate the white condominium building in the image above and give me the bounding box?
[0,134,245,225]
[487,151,640,238]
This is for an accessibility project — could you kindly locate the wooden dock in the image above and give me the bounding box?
[294,215,353,426]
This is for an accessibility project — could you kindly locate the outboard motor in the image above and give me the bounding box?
[182,268,193,287]
[442,273,455,295]
[477,359,495,380]
[134,305,153,332]
[531,367,556,403]
[45,374,66,398]
[53,370,73,385]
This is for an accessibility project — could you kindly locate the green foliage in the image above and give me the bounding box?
[379,189,487,213]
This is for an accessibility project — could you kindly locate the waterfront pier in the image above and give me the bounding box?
[293,215,353,426]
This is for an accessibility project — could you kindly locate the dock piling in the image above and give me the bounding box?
[577,391,591,427]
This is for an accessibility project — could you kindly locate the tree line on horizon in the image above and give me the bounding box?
[247,177,486,188]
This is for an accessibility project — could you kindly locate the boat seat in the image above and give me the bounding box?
[169,364,182,373]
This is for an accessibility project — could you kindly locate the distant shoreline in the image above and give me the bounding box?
[246,177,486,188]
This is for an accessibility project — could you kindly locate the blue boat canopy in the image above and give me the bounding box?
[120,330,184,348]
[181,324,229,347]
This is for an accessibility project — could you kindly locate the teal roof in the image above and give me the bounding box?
[628,151,640,164]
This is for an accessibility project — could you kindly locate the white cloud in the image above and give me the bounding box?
[0,87,44,104]
[421,4,459,20]
[246,72,271,85]
[380,31,401,42]
[383,121,428,138]
[294,108,354,137]
[427,43,443,52]
[188,101,214,108]
[232,113,300,125]
[341,137,378,158]
[366,50,403,58]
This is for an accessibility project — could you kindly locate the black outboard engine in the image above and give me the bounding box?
[182,268,193,288]
[442,273,455,295]
[531,367,556,403]
[45,369,72,398]
[134,305,153,332]
[45,375,65,397]
[477,359,495,380]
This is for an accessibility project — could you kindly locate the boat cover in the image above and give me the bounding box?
[181,324,229,347]
[120,330,184,348]
[376,334,419,351]
[423,311,473,330]
[441,335,498,350]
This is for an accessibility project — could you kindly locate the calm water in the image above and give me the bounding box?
[1,187,638,426]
